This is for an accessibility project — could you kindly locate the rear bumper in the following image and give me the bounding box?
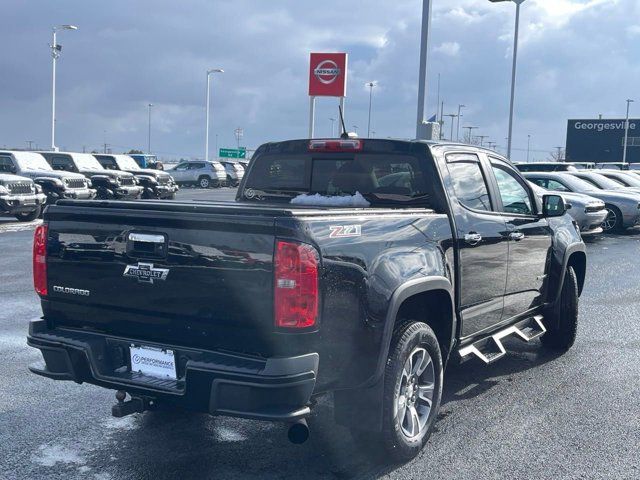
[0,193,46,214]
[27,320,317,422]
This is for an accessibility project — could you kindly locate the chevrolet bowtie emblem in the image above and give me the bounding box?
[123,262,169,284]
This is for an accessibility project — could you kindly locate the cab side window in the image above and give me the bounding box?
[0,156,16,173]
[51,156,75,172]
[174,163,189,171]
[446,154,492,212]
[491,164,533,215]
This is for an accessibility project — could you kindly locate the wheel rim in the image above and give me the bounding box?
[602,208,617,231]
[395,347,435,440]
[200,178,209,188]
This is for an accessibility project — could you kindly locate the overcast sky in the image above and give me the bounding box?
[1,0,638,161]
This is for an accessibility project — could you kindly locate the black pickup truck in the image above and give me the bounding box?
[28,139,586,461]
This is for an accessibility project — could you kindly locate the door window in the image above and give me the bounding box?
[188,163,205,170]
[491,165,534,215]
[0,156,16,173]
[174,163,189,171]
[446,154,492,211]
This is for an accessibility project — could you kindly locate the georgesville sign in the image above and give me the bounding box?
[308,53,348,97]
[566,119,640,164]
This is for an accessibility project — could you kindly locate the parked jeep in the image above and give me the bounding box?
[0,151,95,205]
[0,173,46,221]
[94,154,178,200]
[38,152,143,200]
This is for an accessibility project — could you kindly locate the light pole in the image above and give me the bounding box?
[366,82,376,138]
[623,99,634,165]
[205,68,224,162]
[329,118,336,137]
[147,103,153,154]
[353,125,359,135]
[444,114,458,141]
[416,0,433,139]
[50,24,78,152]
[456,104,466,141]
[234,127,243,149]
[527,134,531,162]
[463,126,479,144]
[477,135,489,147]
[489,0,525,159]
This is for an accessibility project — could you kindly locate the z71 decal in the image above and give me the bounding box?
[329,225,362,238]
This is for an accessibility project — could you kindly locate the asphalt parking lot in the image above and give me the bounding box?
[1,189,639,480]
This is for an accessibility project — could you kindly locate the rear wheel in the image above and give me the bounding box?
[601,204,622,233]
[15,206,41,222]
[379,321,443,462]
[542,266,579,351]
[198,176,211,189]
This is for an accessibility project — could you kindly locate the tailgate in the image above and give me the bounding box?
[42,202,278,354]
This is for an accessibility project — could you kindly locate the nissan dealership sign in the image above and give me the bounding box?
[308,53,348,97]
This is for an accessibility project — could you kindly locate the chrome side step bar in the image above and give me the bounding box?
[458,315,546,364]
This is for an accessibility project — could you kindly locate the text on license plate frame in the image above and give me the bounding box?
[129,344,177,380]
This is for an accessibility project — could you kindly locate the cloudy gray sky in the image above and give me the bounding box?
[1,0,638,161]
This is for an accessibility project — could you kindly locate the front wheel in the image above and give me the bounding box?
[15,206,42,222]
[198,176,211,189]
[601,204,622,233]
[380,321,443,462]
[542,266,579,351]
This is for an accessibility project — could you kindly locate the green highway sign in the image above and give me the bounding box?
[219,147,246,159]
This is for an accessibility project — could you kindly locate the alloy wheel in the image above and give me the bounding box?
[395,347,435,440]
[602,207,618,231]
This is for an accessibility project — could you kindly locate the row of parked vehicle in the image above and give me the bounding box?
[514,161,640,233]
[0,150,248,222]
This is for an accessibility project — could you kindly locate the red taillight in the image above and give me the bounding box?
[33,224,48,296]
[308,139,363,152]
[274,240,319,329]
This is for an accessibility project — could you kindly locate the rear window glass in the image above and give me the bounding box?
[243,154,429,203]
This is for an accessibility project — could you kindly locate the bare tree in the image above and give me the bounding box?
[548,147,565,162]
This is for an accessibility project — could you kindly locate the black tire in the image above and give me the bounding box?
[198,176,211,189]
[15,206,41,222]
[541,266,579,351]
[380,321,443,462]
[601,204,623,233]
[167,193,176,200]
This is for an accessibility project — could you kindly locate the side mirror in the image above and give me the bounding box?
[542,194,567,217]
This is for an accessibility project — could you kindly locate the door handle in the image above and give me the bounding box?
[464,233,483,246]
[509,231,526,241]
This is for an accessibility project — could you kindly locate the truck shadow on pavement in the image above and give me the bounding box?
[96,340,563,480]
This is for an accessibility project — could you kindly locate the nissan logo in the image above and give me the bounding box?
[314,60,340,84]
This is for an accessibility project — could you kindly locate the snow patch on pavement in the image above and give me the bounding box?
[0,219,42,234]
[32,444,86,467]
[215,425,247,442]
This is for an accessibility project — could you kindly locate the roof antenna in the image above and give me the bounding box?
[339,105,349,139]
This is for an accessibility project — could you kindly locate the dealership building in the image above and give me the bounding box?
[566,119,640,164]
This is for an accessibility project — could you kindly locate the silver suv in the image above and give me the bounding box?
[220,161,244,187]
[0,151,95,205]
[169,161,228,188]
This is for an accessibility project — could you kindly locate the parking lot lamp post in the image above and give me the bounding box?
[464,126,479,144]
[527,134,531,162]
[50,24,78,152]
[416,0,433,139]
[489,0,525,160]
[623,99,634,165]
[205,69,224,162]
[445,114,458,141]
[456,104,466,141]
[147,103,153,154]
[366,82,376,138]
[329,118,336,137]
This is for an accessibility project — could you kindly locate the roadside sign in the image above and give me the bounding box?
[219,148,246,159]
